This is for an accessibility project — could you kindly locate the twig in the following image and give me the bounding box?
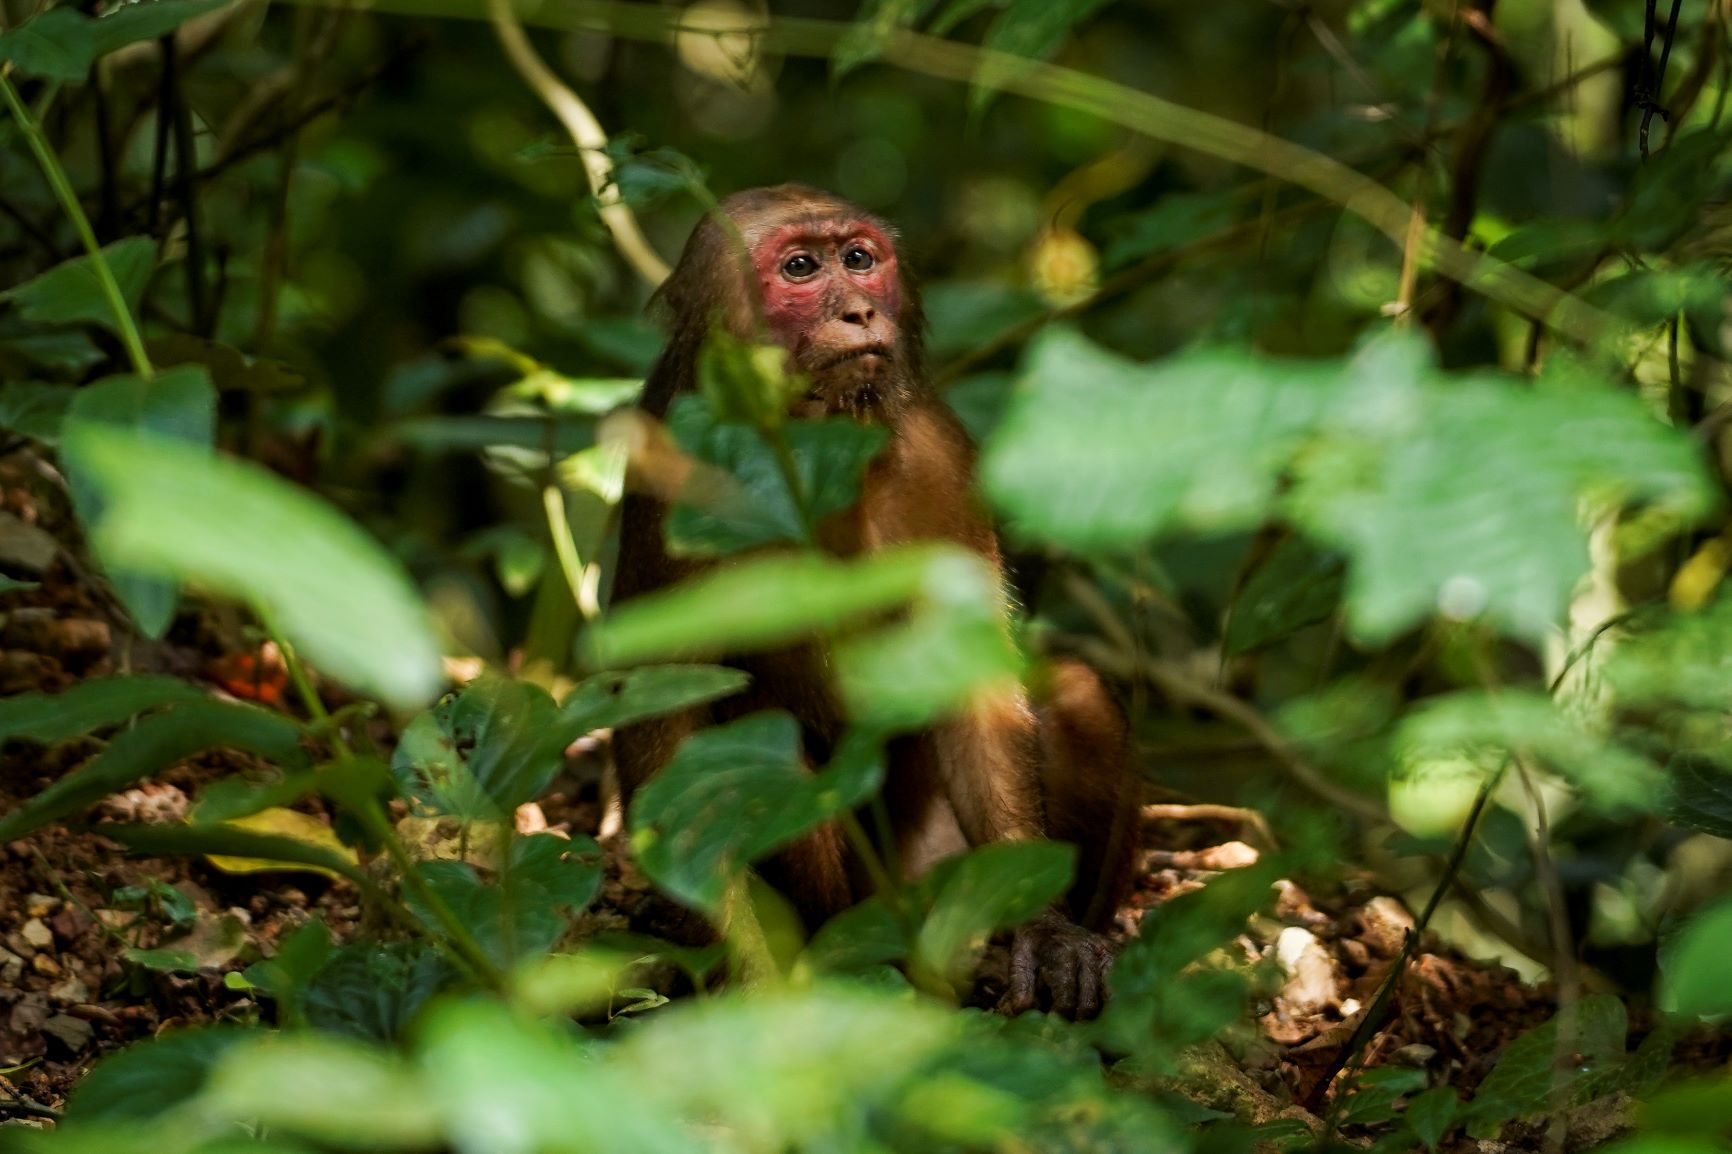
[1639,0,1685,159]
[1142,802,1278,851]
[0,66,154,379]
[165,36,212,335]
[487,0,669,287]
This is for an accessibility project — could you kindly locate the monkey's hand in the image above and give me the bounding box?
[1005,909,1114,1019]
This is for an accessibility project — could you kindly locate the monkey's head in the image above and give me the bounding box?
[654,184,925,421]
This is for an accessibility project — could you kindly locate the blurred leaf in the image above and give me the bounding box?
[630,713,883,915]
[1609,596,1732,711]
[1666,753,1732,840]
[0,381,75,443]
[914,841,1074,991]
[924,281,1045,361]
[588,544,987,666]
[0,701,307,843]
[191,768,322,824]
[201,1033,442,1149]
[1639,1073,1732,1136]
[408,832,603,965]
[1224,537,1345,655]
[833,0,939,76]
[1103,193,1238,269]
[1659,896,1732,1019]
[1467,994,1627,1133]
[64,427,444,710]
[560,663,750,732]
[302,941,452,1044]
[204,808,356,879]
[2,238,155,330]
[0,8,92,81]
[0,674,205,746]
[390,413,597,455]
[1398,691,1662,811]
[126,909,248,973]
[146,333,308,395]
[0,324,105,376]
[697,330,804,430]
[1339,1067,1428,1127]
[62,366,215,638]
[63,1028,248,1123]
[802,897,907,973]
[664,393,888,555]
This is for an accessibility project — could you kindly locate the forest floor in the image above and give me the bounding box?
[0,453,1668,1150]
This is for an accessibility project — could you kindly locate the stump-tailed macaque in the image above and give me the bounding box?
[611,185,1140,1017]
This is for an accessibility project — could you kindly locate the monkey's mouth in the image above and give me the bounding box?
[816,344,890,371]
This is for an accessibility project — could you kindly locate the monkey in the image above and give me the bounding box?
[609,184,1141,1018]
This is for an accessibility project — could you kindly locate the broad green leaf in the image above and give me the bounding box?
[63,427,444,710]
[200,1034,442,1149]
[832,0,939,77]
[0,381,76,443]
[973,0,1114,112]
[0,0,226,82]
[559,663,750,731]
[834,560,1019,730]
[914,841,1074,991]
[1659,897,1732,1019]
[1608,596,1732,711]
[1405,1086,1460,1152]
[924,281,1046,361]
[1467,994,1628,1134]
[802,897,907,973]
[191,768,322,824]
[0,701,307,843]
[0,325,104,376]
[983,328,1343,551]
[393,674,568,818]
[696,330,805,430]
[0,674,205,746]
[390,414,597,455]
[664,393,888,555]
[408,833,603,965]
[63,1028,249,1123]
[589,543,989,667]
[301,942,451,1045]
[1103,193,1238,269]
[204,808,357,878]
[62,366,216,638]
[630,713,884,915]
[1224,537,1345,656]
[1397,691,1661,812]
[2,237,156,331]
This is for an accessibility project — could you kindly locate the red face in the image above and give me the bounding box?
[749,218,903,378]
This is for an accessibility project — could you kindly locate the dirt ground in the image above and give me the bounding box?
[0,453,1674,1148]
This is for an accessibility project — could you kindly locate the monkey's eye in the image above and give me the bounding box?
[842,246,875,272]
[782,254,818,280]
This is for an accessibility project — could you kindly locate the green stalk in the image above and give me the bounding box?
[0,69,153,379]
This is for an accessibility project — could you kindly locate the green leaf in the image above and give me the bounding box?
[973,0,1113,112]
[200,1034,442,1149]
[0,8,94,83]
[240,918,333,1025]
[63,427,444,710]
[62,366,216,638]
[393,674,568,819]
[63,1028,249,1123]
[1397,691,1662,812]
[302,942,451,1044]
[664,393,889,555]
[589,544,990,667]
[629,713,883,915]
[87,0,229,57]
[408,833,603,965]
[191,768,322,824]
[1103,193,1238,269]
[1608,596,1732,711]
[802,897,907,973]
[1666,754,1732,840]
[914,841,1074,990]
[1659,896,1732,1019]
[0,381,76,443]
[560,663,750,732]
[1405,1086,1459,1152]
[0,324,105,376]
[983,328,1344,552]
[2,238,156,331]
[0,701,307,843]
[1224,538,1345,656]
[1467,994,1628,1134]
[696,330,805,430]
[0,674,205,746]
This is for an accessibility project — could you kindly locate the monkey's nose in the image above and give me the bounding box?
[842,304,876,326]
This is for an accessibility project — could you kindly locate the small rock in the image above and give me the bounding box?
[1274,926,1339,1015]
[19,918,53,949]
[0,947,22,984]
[42,1013,93,1053]
[3,932,33,959]
[50,904,91,943]
[47,976,89,1006]
[93,909,130,932]
[276,888,308,909]
[23,894,59,919]
[1389,1043,1438,1067]
[8,995,48,1035]
[30,953,60,978]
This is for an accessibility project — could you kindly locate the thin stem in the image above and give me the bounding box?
[0,68,153,378]
[543,482,600,620]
